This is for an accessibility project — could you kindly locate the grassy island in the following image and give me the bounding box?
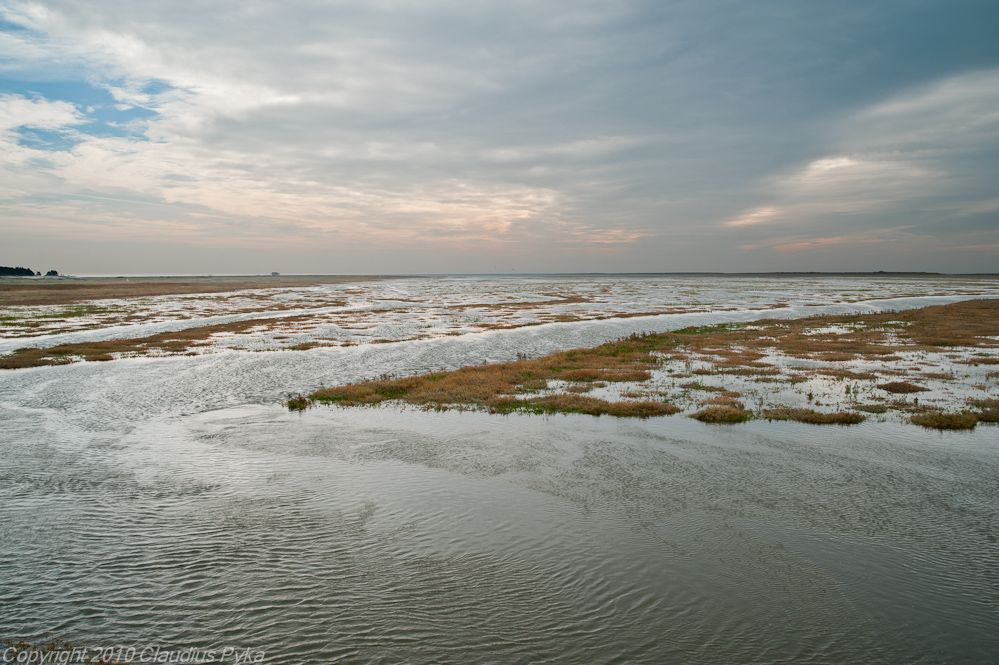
[298,299,999,428]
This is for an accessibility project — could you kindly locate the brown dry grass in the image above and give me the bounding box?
[299,299,999,419]
[286,395,311,411]
[960,357,999,365]
[878,381,929,394]
[910,412,978,430]
[0,275,387,306]
[815,368,878,380]
[921,372,954,380]
[689,406,753,423]
[308,331,679,416]
[762,408,866,425]
[451,295,591,311]
[700,395,744,407]
[819,352,857,362]
[487,394,680,418]
[561,368,653,382]
[0,315,316,369]
[680,382,727,392]
[969,398,999,423]
[672,299,998,368]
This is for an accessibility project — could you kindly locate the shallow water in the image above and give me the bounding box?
[6,273,999,354]
[2,277,997,664]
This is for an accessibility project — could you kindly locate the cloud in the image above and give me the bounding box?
[1,1,998,272]
[725,67,999,258]
[0,92,82,131]
[725,207,777,227]
[771,234,894,253]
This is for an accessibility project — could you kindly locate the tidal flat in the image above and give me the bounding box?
[302,299,999,430]
[1,275,998,664]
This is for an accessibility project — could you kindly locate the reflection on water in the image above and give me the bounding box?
[1,288,998,664]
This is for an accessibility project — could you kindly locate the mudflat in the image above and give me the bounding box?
[0,274,395,307]
[302,298,999,429]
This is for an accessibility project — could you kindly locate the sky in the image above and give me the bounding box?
[1,0,998,275]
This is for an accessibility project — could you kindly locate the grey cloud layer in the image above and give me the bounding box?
[1,0,998,273]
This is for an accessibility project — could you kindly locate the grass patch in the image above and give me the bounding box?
[960,357,999,365]
[286,394,311,411]
[878,381,929,394]
[487,395,680,418]
[289,341,323,351]
[682,383,738,395]
[307,331,683,416]
[689,406,753,423]
[38,304,119,319]
[762,408,866,425]
[561,368,652,382]
[700,395,744,407]
[969,398,999,423]
[819,352,856,362]
[298,300,999,421]
[0,314,318,369]
[910,412,978,430]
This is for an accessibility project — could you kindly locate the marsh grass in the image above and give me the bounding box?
[680,382,727,392]
[306,331,681,416]
[38,304,119,319]
[910,412,978,430]
[487,395,680,418]
[298,300,999,421]
[689,406,753,423]
[762,408,866,425]
[961,357,999,365]
[0,314,331,369]
[854,404,889,414]
[878,381,929,394]
[286,394,311,411]
[700,395,744,407]
[969,398,999,423]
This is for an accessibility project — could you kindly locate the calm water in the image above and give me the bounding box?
[2,282,997,664]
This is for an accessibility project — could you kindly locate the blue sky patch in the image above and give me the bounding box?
[0,79,158,140]
[14,126,84,151]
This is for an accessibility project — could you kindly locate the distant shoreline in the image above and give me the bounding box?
[3,271,999,279]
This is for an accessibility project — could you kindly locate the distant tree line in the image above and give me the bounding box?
[0,266,59,276]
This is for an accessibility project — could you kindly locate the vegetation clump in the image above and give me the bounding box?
[689,406,753,423]
[0,314,320,369]
[286,394,311,411]
[854,404,888,414]
[878,381,929,394]
[296,300,999,422]
[762,408,866,425]
[307,331,681,417]
[680,382,727,392]
[969,398,999,423]
[910,412,978,430]
[961,357,999,365]
[487,395,679,418]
